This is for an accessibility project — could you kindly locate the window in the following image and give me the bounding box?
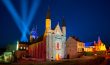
[24,47,26,49]
[56,43,59,50]
[20,47,22,50]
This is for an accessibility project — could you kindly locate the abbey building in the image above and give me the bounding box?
[17,8,66,61]
[44,9,66,60]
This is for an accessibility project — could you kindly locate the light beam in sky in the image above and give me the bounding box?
[20,0,40,41]
[2,0,41,41]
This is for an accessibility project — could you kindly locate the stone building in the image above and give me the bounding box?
[84,36,106,52]
[66,36,84,59]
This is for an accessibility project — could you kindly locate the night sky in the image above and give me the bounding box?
[0,0,110,48]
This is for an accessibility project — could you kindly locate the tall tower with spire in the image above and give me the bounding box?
[45,8,66,61]
[62,17,66,36]
[45,8,51,32]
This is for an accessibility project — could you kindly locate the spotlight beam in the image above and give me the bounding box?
[2,0,30,34]
[21,0,40,40]
[20,0,28,41]
[21,32,28,41]
[27,0,40,26]
[21,0,27,20]
[2,0,30,41]
[2,0,23,32]
[2,0,41,41]
[21,0,30,35]
[24,0,40,33]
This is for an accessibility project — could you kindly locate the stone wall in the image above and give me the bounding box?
[66,37,78,59]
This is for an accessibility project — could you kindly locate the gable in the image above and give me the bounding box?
[54,23,62,35]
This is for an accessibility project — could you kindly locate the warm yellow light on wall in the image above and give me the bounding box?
[84,47,93,52]
[56,53,60,61]
[46,19,51,30]
[100,45,106,51]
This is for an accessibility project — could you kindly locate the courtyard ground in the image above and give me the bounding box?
[0,56,107,65]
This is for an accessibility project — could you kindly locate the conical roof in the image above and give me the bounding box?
[62,17,66,26]
[46,7,50,19]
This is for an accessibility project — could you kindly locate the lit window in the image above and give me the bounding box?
[56,42,61,50]
[20,47,22,49]
[57,43,59,49]
[24,47,26,49]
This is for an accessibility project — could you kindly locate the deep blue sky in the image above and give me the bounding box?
[0,0,110,48]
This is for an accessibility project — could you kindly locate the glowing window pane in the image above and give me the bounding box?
[56,42,61,50]
[20,47,22,49]
[24,47,26,49]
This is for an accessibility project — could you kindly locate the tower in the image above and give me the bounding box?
[61,17,66,58]
[30,26,38,42]
[98,36,101,45]
[62,17,66,36]
[45,8,52,60]
[46,8,51,32]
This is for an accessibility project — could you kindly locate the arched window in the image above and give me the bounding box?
[56,42,60,50]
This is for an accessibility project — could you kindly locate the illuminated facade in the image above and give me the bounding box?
[16,42,29,59]
[94,36,106,51]
[77,41,85,52]
[17,42,29,50]
[84,46,94,52]
[84,42,94,52]
[45,9,66,60]
[84,36,106,52]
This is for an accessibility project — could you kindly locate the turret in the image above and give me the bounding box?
[30,26,38,42]
[98,36,101,42]
[98,36,101,45]
[62,17,66,36]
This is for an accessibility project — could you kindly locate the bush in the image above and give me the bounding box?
[95,51,106,55]
[84,52,93,56]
